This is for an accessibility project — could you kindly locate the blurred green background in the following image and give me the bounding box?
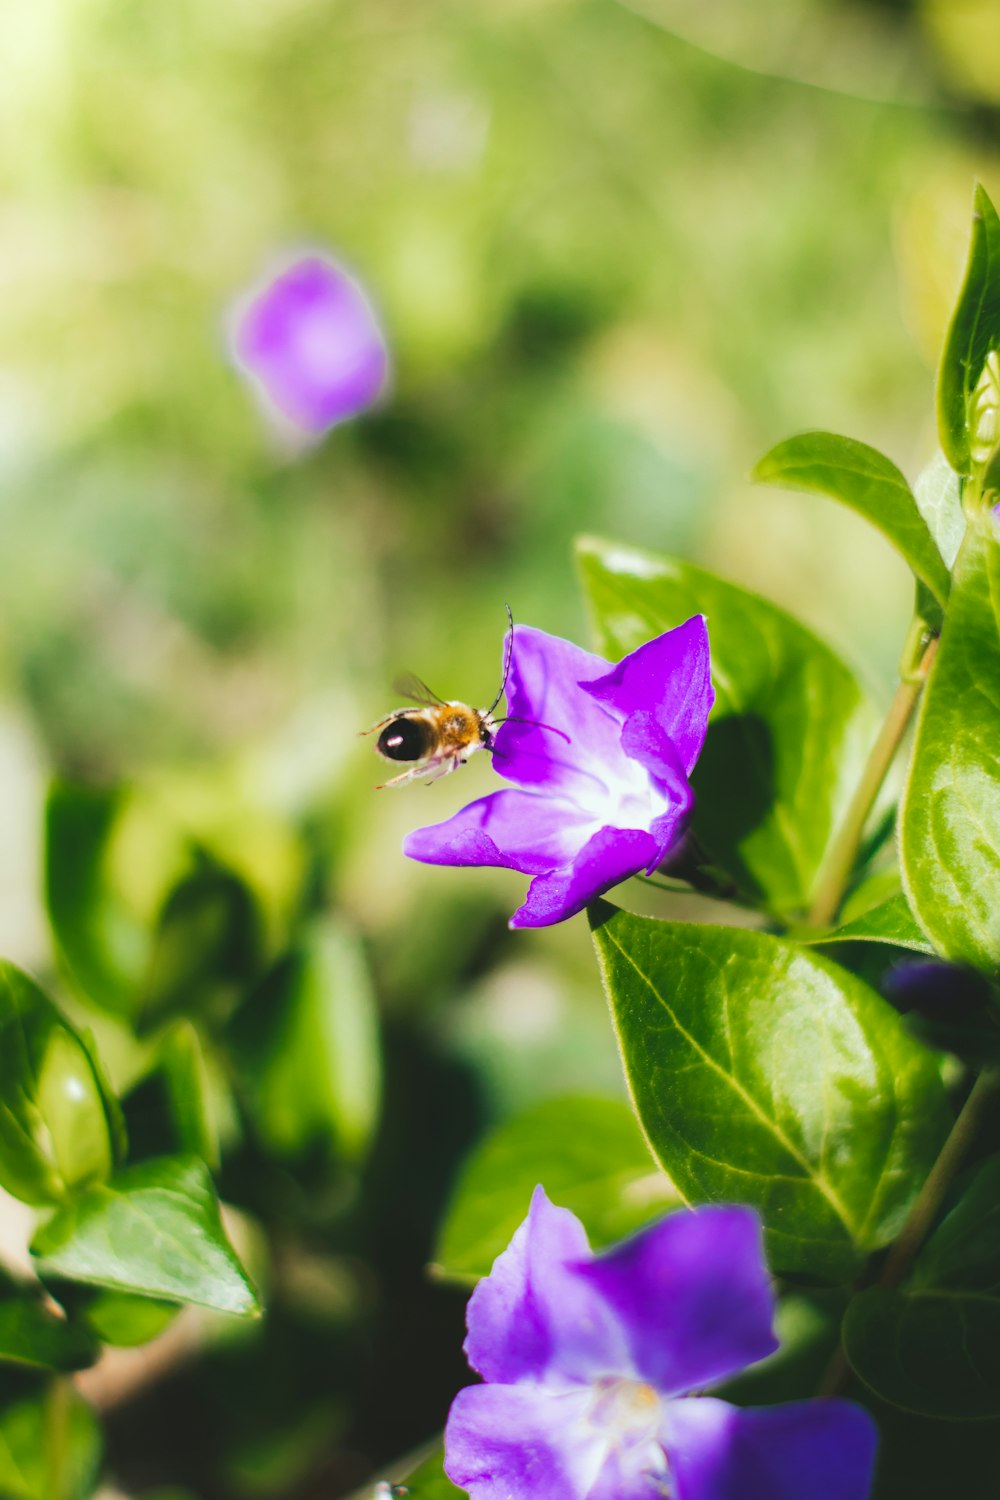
[2,0,1000,1495]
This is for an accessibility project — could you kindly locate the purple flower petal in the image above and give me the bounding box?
[494,627,625,805]
[464,1187,629,1386]
[574,1206,778,1397]
[403,619,709,927]
[445,1384,611,1500]
[446,1379,673,1500]
[582,616,714,775]
[234,256,388,432]
[403,789,593,875]
[663,1396,877,1500]
[510,826,659,929]
[619,711,694,864]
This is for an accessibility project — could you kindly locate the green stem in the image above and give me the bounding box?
[818,1064,1000,1397]
[44,1378,70,1500]
[806,635,937,930]
[880,1063,1000,1289]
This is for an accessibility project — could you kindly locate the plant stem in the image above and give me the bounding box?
[818,1063,1000,1397]
[44,1377,70,1500]
[806,636,938,930]
[880,1063,1000,1289]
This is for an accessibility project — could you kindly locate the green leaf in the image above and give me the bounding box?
[157,1021,221,1167]
[0,963,122,1206]
[0,1381,102,1500]
[434,1095,679,1282]
[914,450,966,571]
[31,1155,259,1317]
[844,1155,1000,1419]
[576,536,874,916]
[822,893,935,954]
[590,905,950,1281]
[228,918,381,1163]
[754,432,950,608]
[138,859,262,1035]
[0,1287,97,1373]
[80,1289,179,1347]
[45,781,148,1017]
[938,184,1000,475]
[900,513,1000,974]
[382,1450,463,1500]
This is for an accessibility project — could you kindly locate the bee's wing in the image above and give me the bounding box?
[392,671,446,707]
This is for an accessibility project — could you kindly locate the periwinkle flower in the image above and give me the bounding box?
[404,618,713,927]
[233,255,388,433]
[445,1189,876,1500]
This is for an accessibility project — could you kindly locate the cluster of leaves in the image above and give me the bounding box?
[396,188,1000,1499]
[0,768,388,1497]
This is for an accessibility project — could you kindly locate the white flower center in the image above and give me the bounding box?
[578,1376,671,1496]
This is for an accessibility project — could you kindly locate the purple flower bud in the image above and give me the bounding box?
[445,1189,877,1500]
[232,255,389,433]
[404,618,715,927]
[883,958,990,1021]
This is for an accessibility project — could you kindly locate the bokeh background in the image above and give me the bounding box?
[2,0,1000,1495]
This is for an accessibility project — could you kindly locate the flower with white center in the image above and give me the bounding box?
[445,1188,877,1500]
[404,617,714,927]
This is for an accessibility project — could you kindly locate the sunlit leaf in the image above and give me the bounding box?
[754,431,950,608]
[822,893,935,954]
[914,450,966,571]
[31,1156,259,1317]
[900,512,1000,974]
[938,183,1000,475]
[434,1095,678,1282]
[590,905,950,1281]
[0,963,122,1206]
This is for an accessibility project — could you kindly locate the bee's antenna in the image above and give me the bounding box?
[487,602,515,716]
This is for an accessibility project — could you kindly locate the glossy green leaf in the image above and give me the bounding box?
[844,1155,1000,1418]
[754,432,950,608]
[434,1095,678,1282]
[45,781,148,1017]
[822,893,935,954]
[0,963,122,1206]
[31,1155,259,1317]
[938,184,1000,475]
[229,917,381,1162]
[576,536,874,915]
[914,450,966,571]
[590,905,950,1281]
[0,1380,102,1500]
[900,513,1000,974]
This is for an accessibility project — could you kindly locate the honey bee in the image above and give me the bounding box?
[365,605,514,789]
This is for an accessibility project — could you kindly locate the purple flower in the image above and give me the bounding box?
[403,618,713,927]
[445,1189,877,1500]
[233,256,388,433]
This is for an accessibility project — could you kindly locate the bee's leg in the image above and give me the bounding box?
[375,762,435,789]
[422,757,461,785]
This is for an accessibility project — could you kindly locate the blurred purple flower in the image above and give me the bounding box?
[233,256,388,433]
[445,1189,876,1500]
[404,618,713,927]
